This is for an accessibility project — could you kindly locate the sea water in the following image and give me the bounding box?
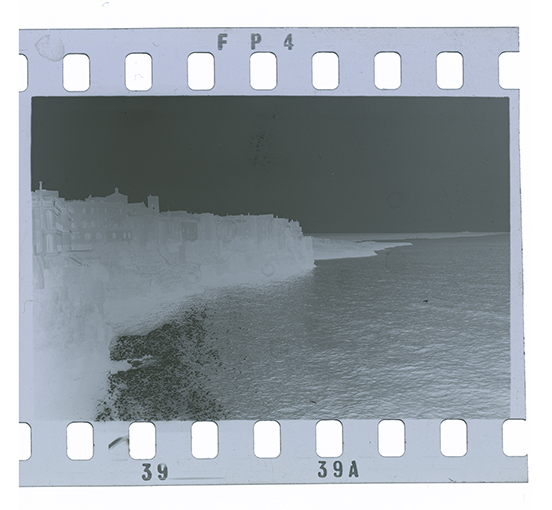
[99,234,510,421]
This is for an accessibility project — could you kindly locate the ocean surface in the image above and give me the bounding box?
[97,234,510,421]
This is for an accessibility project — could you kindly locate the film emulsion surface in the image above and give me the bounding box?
[30,96,511,422]
[19,27,526,485]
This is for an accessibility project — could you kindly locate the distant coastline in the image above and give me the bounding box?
[310,232,508,241]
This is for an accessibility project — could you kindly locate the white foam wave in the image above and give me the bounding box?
[312,237,411,261]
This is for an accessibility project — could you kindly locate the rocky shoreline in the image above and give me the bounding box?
[96,306,226,422]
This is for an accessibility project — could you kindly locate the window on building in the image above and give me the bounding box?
[46,234,55,253]
[46,210,54,230]
[112,232,116,239]
[84,233,91,241]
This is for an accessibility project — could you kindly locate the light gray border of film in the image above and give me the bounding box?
[19,27,526,486]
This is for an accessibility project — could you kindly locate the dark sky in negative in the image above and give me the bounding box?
[31,96,509,233]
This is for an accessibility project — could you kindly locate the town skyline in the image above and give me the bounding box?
[31,184,308,261]
[31,96,510,233]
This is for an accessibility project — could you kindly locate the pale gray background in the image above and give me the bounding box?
[13,0,543,506]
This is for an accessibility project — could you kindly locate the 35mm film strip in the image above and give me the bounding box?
[19,27,526,486]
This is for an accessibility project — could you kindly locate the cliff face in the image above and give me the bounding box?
[32,213,314,420]
[32,260,114,420]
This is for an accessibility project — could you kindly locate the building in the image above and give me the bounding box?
[32,182,72,255]
[67,187,136,250]
[32,186,163,254]
[32,187,309,266]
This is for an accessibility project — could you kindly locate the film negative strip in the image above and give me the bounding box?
[19,27,526,486]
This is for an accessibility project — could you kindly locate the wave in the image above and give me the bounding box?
[312,237,411,261]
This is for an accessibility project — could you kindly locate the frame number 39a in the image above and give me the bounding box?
[318,460,359,478]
